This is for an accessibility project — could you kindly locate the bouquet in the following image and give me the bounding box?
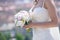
[14,10,31,32]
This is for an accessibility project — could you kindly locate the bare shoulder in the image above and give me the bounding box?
[45,0,55,6]
[45,0,54,2]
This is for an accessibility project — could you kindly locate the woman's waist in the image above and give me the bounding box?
[32,27,59,33]
[32,27,50,34]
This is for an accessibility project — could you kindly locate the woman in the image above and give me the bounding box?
[24,0,59,40]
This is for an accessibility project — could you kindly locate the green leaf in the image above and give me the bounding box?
[0,32,6,40]
[16,32,25,40]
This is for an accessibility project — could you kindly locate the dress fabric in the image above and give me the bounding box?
[29,0,59,40]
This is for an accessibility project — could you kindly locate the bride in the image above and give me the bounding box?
[24,0,59,40]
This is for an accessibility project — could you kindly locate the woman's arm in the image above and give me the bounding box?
[24,0,58,28]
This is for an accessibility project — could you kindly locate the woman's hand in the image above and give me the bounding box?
[23,23,32,32]
[23,22,32,28]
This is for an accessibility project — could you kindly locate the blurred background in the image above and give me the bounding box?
[0,0,60,40]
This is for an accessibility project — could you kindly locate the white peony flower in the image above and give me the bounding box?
[14,10,31,28]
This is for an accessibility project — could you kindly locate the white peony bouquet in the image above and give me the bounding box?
[14,10,31,29]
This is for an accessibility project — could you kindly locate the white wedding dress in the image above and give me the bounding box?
[29,0,59,40]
